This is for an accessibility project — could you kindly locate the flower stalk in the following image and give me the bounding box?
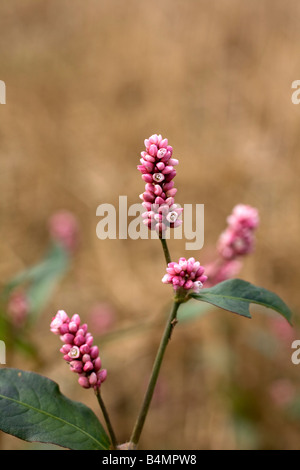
[129,299,181,447]
[160,237,172,265]
[95,388,118,450]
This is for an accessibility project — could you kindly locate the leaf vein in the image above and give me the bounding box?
[0,393,106,449]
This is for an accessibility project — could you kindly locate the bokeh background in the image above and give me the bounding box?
[0,0,300,450]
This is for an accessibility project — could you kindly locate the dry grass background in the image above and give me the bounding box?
[0,0,300,450]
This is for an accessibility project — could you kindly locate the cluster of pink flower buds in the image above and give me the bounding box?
[162,257,207,293]
[217,204,259,260]
[204,204,259,287]
[48,210,79,253]
[50,310,107,390]
[137,134,182,235]
[7,290,29,327]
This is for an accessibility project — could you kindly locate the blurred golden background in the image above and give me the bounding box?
[0,0,300,450]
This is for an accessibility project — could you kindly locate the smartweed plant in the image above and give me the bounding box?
[0,134,292,450]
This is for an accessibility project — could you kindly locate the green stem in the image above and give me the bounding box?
[160,237,172,265]
[95,388,118,449]
[129,300,181,447]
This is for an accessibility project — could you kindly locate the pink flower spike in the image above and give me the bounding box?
[51,310,106,391]
[162,257,207,295]
[7,291,29,328]
[217,204,259,260]
[138,134,180,233]
[48,211,79,254]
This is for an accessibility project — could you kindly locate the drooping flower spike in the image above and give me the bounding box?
[50,310,107,390]
[204,204,259,287]
[162,257,207,293]
[217,204,259,260]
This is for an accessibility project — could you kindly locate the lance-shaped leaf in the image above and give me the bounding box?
[190,279,292,324]
[0,368,110,450]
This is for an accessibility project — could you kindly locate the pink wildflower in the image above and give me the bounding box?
[162,257,207,293]
[217,204,259,260]
[138,134,182,235]
[50,310,107,390]
[49,210,79,253]
[7,290,29,327]
[227,204,259,231]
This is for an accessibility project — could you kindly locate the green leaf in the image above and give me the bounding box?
[2,243,69,296]
[26,244,70,315]
[0,368,110,450]
[190,278,292,324]
[2,243,70,319]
